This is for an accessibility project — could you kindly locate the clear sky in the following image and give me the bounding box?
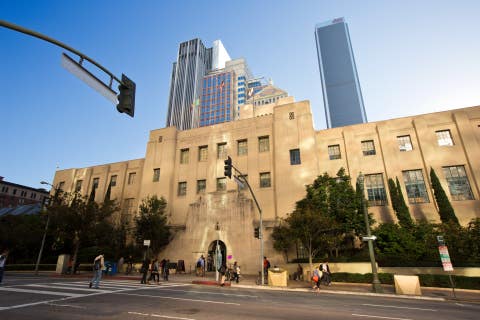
[1,0,480,189]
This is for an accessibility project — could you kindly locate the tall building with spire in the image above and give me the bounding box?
[315,17,368,128]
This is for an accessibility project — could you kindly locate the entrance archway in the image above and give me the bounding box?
[207,240,226,272]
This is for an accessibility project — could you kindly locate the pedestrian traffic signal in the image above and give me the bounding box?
[224,156,232,179]
[254,227,260,238]
[116,74,136,117]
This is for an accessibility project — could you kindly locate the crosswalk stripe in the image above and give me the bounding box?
[0,287,83,297]
[26,284,112,293]
[53,282,141,289]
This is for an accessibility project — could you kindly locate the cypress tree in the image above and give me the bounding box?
[388,178,399,213]
[430,168,459,225]
[395,177,413,228]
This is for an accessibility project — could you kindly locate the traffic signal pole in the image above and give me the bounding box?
[225,158,265,285]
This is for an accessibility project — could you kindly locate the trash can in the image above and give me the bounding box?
[268,268,288,287]
[111,263,117,275]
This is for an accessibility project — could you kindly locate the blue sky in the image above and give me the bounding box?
[1,0,480,188]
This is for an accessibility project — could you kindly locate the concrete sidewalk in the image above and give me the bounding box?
[49,271,480,303]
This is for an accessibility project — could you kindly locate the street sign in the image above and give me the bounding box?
[362,235,377,241]
[143,240,151,246]
[438,245,454,271]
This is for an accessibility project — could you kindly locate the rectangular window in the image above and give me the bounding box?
[75,180,83,192]
[237,139,248,156]
[258,136,270,152]
[217,177,227,191]
[290,149,301,165]
[362,140,376,156]
[110,175,117,187]
[180,148,190,164]
[365,173,387,206]
[402,170,429,204]
[178,181,187,196]
[260,172,271,188]
[328,145,341,160]
[397,135,413,152]
[153,168,160,182]
[442,165,474,200]
[198,145,208,162]
[128,172,136,185]
[92,179,99,189]
[123,198,135,216]
[436,130,454,146]
[58,181,65,191]
[197,179,206,194]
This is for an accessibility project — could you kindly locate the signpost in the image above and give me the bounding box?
[143,240,150,260]
[437,236,456,298]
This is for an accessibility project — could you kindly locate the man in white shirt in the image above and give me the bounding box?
[0,250,9,284]
[89,254,104,289]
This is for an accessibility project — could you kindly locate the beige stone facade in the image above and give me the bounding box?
[52,100,480,273]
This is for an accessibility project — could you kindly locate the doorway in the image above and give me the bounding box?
[207,240,226,272]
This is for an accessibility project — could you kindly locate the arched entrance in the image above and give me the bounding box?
[207,240,226,272]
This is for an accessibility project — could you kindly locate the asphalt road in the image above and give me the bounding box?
[0,274,478,320]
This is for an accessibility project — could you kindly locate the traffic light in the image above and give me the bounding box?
[254,227,260,239]
[224,156,232,179]
[116,74,136,117]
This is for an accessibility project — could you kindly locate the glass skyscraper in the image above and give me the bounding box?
[199,72,232,127]
[315,17,367,128]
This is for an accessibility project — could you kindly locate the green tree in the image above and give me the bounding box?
[271,222,293,262]
[387,177,413,228]
[430,168,459,225]
[134,195,171,255]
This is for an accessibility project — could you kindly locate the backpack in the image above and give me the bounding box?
[196,260,201,268]
[93,259,101,271]
[266,260,271,269]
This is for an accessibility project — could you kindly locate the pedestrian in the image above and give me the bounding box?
[312,265,322,292]
[148,258,160,284]
[0,249,9,285]
[293,263,303,281]
[263,256,271,282]
[126,255,133,275]
[218,263,227,286]
[207,254,213,272]
[118,256,124,274]
[140,258,149,284]
[320,261,331,286]
[89,253,104,289]
[232,261,240,283]
[196,255,205,276]
[163,259,170,281]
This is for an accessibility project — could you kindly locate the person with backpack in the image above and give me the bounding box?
[312,265,322,293]
[89,254,104,289]
[263,257,271,283]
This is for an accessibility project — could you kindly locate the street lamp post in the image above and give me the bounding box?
[357,173,383,293]
[34,181,59,275]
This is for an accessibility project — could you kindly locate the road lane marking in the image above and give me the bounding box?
[352,314,412,320]
[46,303,86,309]
[156,288,258,298]
[362,303,437,311]
[115,292,240,305]
[0,287,83,297]
[27,284,112,293]
[128,312,196,320]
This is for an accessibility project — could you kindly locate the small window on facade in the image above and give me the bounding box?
[153,168,160,182]
[180,148,190,164]
[128,172,136,185]
[260,172,271,188]
[178,181,187,196]
[258,136,270,152]
[216,177,227,191]
[237,139,248,156]
[217,142,227,159]
[92,179,98,189]
[397,135,413,151]
[436,130,454,146]
[290,149,301,165]
[75,180,83,192]
[328,145,341,160]
[110,175,117,187]
[123,198,135,216]
[361,140,376,156]
[365,173,387,206]
[198,145,208,162]
[402,170,429,203]
[197,180,206,194]
[58,181,65,191]
[158,136,163,142]
[442,165,474,200]
[289,112,295,120]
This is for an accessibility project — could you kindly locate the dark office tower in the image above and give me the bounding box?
[315,17,367,128]
[166,39,212,130]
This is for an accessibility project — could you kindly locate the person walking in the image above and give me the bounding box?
[140,258,149,284]
[232,261,240,283]
[0,250,9,285]
[163,259,170,281]
[312,265,322,292]
[148,259,160,284]
[89,254,104,289]
[218,263,227,287]
[320,261,331,286]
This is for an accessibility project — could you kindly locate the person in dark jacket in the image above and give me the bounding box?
[140,258,150,284]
